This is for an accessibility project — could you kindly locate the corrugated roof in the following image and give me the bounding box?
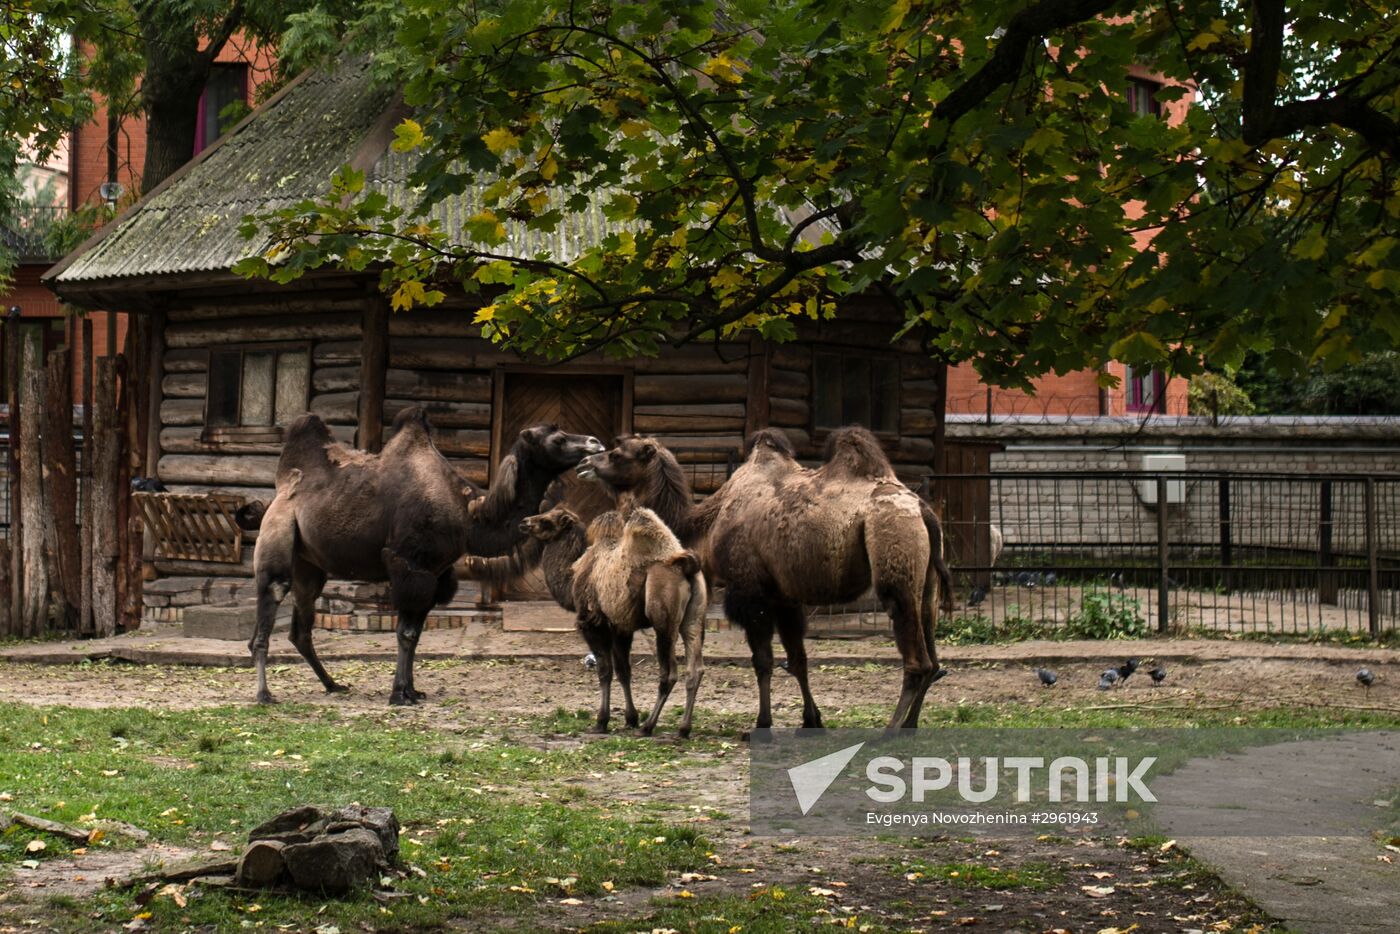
[51,54,627,289]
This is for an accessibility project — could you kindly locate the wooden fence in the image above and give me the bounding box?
[1,310,150,638]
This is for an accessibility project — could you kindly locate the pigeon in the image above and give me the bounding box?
[131,476,167,493]
[1149,665,1167,686]
[778,658,789,672]
[1357,668,1375,691]
[1110,572,1127,590]
[583,653,597,670]
[967,586,987,608]
[1117,658,1140,682]
[1036,668,1058,687]
[1043,572,1058,586]
[1097,669,1120,690]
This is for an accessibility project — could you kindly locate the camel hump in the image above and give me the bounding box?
[278,414,336,479]
[821,426,896,479]
[745,428,796,459]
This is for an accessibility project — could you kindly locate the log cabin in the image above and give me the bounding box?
[43,56,949,630]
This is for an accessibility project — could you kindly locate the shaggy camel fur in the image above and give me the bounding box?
[250,408,603,705]
[580,428,949,731]
[571,507,707,737]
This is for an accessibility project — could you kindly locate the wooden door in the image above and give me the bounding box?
[931,441,1002,586]
[496,373,625,599]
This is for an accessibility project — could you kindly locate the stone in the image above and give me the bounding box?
[235,839,288,887]
[248,804,329,845]
[328,806,399,862]
[181,604,288,641]
[282,828,386,894]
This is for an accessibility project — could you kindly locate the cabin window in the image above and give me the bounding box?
[1125,365,1166,414]
[204,344,310,438]
[1127,78,1162,118]
[813,351,900,433]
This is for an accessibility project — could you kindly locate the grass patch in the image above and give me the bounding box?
[586,887,862,934]
[0,703,714,931]
[900,859,1062,891]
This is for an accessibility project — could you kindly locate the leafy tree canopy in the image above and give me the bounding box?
[226,1,1393,384]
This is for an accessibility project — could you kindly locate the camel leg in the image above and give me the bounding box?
[402,569,458,701]
[775,603,823,729]
[250,572,289,705]
[727,589,775,731]
[880,585,934,731]
[903,577,944,727]
[611,630,639,729]
[579,619,615,733]
[288,558,346,694]
[676,613,705,740]
[389,610,427,706]
[641,628,678,736]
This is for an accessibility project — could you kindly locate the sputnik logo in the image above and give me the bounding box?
[787,742,866,815]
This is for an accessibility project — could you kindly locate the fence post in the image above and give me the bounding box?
[1218,478,1232,594]
[1157,476,1170,634]
[1365,478,1380,639]
[1318,480,1336,605]
[5,306,22,635]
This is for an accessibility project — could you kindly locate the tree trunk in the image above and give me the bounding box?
[91,359,121,637]
[41,348,81,631]
[139,39,205,191]
[18,339,49,636]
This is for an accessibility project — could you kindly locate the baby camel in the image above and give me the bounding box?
[571,507,707,738]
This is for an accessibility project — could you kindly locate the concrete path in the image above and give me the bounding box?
[3,621,1400,670]
[1154,732,1400,934]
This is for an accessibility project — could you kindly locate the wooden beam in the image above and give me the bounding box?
[42,348,80,631]
[4,307,21,635]
[80,316,94,635]
[18,339,48,636]
[745,335,770,440]
[358,299,388,453]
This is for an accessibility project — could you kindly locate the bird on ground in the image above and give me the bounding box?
[1097,669,1120,690]
[1043,572,1058,586]
[1036,668,1058,687]
[1109,572,1127,590]
[1357,668,1375,691]
[1149,666,1168,686]
[967,586,987,608]
[583,653,597,670]
[1117,658,1140,682]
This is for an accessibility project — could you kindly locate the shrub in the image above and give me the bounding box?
[1064,589,1147,639]
[1188,371,1255,417]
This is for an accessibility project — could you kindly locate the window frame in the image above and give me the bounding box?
[200,341,312,443]
[1126,77,1162,118]
[195,62,249,154]
[1125,365,1166,414]
[809,346,903,438]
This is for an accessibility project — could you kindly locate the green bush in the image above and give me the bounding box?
[1064,589,1147,639]
[1188,371,1255,417]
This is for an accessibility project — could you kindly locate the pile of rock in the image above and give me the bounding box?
[234,805,400,894]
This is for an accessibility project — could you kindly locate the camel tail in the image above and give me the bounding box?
[679,556,708,639]
[459,536,546,586]
[922,505,955,614]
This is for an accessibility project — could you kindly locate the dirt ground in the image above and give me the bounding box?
[1,651,1396,933]
[0,651,1392,722]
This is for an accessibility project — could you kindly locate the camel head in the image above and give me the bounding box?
[519,505,579,542]
[515,424,606,471]
[575,435,663,492]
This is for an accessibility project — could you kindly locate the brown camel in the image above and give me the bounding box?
[571,507,707,737]
[250,407,603,705]
[577,427,950,731]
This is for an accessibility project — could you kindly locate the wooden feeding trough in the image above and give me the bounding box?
[133,492,245,564]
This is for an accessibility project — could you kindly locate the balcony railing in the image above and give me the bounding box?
[1,204,71,262]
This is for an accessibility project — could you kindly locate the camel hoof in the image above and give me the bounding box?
[677,726,692,740]
[406,688,427,700]
[742,728,774,745]
[255,691,276,706]
[388,693,418,707]
[640,723,657,737]
[325,682,350,694]
[587,724,610,734]
[625,716,640,729]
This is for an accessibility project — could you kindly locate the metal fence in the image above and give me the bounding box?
[810,470,1400,639]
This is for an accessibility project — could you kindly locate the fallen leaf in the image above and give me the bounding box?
[25,839,46,853]
[87,829,105,844]
[1082,885,1116,898]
